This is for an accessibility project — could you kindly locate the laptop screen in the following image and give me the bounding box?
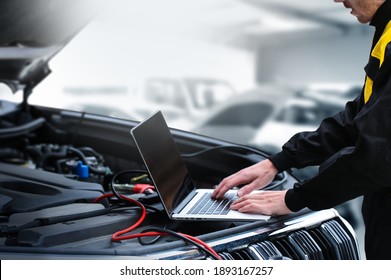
[131,111,194,215]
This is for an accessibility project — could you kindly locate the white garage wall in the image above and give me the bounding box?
[256,26,373,85]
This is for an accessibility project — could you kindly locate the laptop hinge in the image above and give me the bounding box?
[172,189,197,215]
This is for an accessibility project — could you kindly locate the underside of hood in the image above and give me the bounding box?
[0,0,98,95]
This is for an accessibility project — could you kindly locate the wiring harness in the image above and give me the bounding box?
[91,169,222,259]
[93,193,222,260]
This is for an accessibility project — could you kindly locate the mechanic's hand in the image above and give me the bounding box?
[230,190,292,216]
[212,159,278,199]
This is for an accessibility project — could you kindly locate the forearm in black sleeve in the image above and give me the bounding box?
[284,73,391,211]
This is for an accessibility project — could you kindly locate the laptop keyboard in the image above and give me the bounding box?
[187,192,236,215]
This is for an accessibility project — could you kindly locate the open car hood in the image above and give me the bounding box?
[0,0,98,95]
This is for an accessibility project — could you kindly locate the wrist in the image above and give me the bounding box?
[264,159,278,175]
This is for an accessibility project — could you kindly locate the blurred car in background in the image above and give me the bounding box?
[194,83,343,154]
[193,84,297,145]
[296,83,362,108]
[134,78,237,130]
[251,97,343,154]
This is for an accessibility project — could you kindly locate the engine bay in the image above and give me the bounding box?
[0,107,360,259]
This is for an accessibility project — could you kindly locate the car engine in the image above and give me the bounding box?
[0,108,361,260]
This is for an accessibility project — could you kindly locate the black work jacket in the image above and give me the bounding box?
[269,1,391,212]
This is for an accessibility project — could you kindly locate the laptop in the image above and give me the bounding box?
[130,111,270,221]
